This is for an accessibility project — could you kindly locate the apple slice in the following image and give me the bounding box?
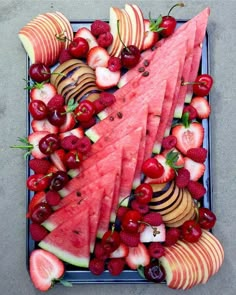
[121,8,132,46]
[131,4,145,50]
[107,7,121,56]
[202,230,224,263]
[124,4,140,48]
[54,11,74,48]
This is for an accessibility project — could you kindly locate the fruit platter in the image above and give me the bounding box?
[12,2,224,292]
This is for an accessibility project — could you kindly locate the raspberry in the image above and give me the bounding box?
[183,105,198,120]
[97,32,113,48]
[100,92,116,107]
[175,168,190,188]
[30,223,48,241]
[47,94,64,110]
[89,258,105,275]
[143,212,163,226]
[45,190,61,206]
[116,206,129,221]
[120,231,140,247]
[59,48,73,64]
[107,258,125,276]
[91,20,110,37]
[108,56,122,72]
[162,135,177,150]
[130,199,149,215]
[164,228,181,246]
[29,158,51,174]
[93,98,105,114]
[61,135,79,150]
[94,242,109,260]
[80,116,96,129]
[187,180,206,200]
[76,136,92,154]
[148,242,165,258]
[186,147,207,163]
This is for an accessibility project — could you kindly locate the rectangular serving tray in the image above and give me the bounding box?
[26,20,212,284]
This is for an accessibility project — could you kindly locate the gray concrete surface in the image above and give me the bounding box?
[0,0,235,294]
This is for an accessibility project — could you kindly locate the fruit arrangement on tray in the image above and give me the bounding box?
[12,2,224,292]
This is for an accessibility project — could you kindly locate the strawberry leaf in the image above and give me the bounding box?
[149,14,165,32]
[58,279,73,287]
[137,265,146,279]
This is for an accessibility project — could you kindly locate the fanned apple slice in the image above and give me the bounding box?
[124,4,140,48]
[121,8,132,46]
[55,11,74,48]
[107,7,121,56]
[197,236,217,276]
[131,4,145,50]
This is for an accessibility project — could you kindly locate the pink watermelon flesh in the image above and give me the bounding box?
[39,206,90,267]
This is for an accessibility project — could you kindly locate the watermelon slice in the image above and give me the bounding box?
[39,206,90,267]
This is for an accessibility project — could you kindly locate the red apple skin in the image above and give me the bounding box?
[201,235,221,275]
[124,4,141,48]
[197,237,217,276]
[131,4,145,50]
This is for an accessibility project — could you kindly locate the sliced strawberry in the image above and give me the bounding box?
[125,243,150,270]
[190,96,211,119]
[59,127,84,140]
[28,131,50,159]
[142,19,159,51]
[171,113,204,155]
[59,111,76,133]
[29,249,65,292]
[184,157,205,181]
[50,149,66,172]
[110,243,129,258]
[31,119,59,134]
[30,83,57,105]
[95,67,121,90]
[87,46,110,69]
[27,191,46,218]
[74,27,98,50]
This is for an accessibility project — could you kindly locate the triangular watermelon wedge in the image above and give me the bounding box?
[39,206,90,268]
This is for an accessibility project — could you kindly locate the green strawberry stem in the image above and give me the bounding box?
[182,112,190,128]
[166,150,183,170]
[167,2,185,17]
[55,278,73,287]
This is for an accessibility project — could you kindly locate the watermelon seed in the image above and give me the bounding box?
[142,71,149,77]
[109,116,114,121]
[117,112,123,119]
[151,45,157,51]
[143,60,149,67]
[73,230,80,234]
[138,67,145,72]
[76,191,81,196]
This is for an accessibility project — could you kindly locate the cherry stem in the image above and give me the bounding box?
[55,32,73,43]
[181,81,206,86]
[35,173,53,185]
[194,202,200,223]
[167,2,185,17]
[116,20,130,53]
[138,221,160,237]
[42,71,66,78]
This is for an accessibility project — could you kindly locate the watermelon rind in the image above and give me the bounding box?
[38,241,89,268]
[41,220,55,232]
[85,128,100,143]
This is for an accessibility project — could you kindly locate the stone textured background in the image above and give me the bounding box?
[0,0,235,294]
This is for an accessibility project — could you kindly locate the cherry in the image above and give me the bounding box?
[29,63,51,83]
[144,262,166,283]
[64,150,83,169]
[50,171,69,191]
[74,100,95,122]
[121,210,142,233]
[198,207,216,230]
[26,174,51,192]
[47,106,67,126]
[160,3,185,38]
[39,134,60,155]
[30,202,52,223]
[134,183,153,205]
[181,220,202,243]
[28,100,48,120]
[27,191,47,218]
[142,158,164,179]
[192,74,213,96]
[101,227,121,254]
[68,37,89,58]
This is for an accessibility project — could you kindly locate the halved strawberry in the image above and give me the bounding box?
[162,148,184,167]
[30,83,57,105]
[190,96,211,119]
[29,249,65,291]
[50,149,66,172]
[184,157,205,181]
[27,191,46,218]
[171,113,204,155]
[142,19,159,51]
[31,119,59,134]
[59,111,76,133]
[59,127,84,140]
[95,67,121,90]
[74,27,98,50]
[87,46,110,69]
[125,243,150,270]
[110,243,129,258]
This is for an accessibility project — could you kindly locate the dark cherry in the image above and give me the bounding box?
[29,63,51,83]
[198,207,216,230]
[101,229,121,254]
[50,171,69,191]
[28,100,48,120]
[121,45,141,69]
[47,106,67,126]
[39,134,60,155]
[30,202,52,223]
[144,262,166,283]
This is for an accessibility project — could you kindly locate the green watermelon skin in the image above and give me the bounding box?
[39,207,90,268]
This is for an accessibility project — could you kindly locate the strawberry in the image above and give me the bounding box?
[47,94,65,110]
[187,180,206,200]
[144,151,181,184]
[186,147,207,163]
[125,243,150,270]
[30,223,48,241]
[171,113,204,155]
[107,258,126,276]
[175,167,190,188]
[142,19,159,51]
[87,46,110,69]
[59,127,84,140]
[162,148,185,167]
[29,158,52,174]
[190,96,211,119]
[59,111,76,133]
[29,249,65,291]
[27,191,46,218]
[184,157,205,181]
[120,231,140,247]
[75,27,98,50]
[50,149,66,171]
[89,258,105,275]
[97,32,113,48]
[148,242,165,259]
[30,82,57,105]
[143,212,163,226]
[91,20,110,36]
[110,243,129,258]
[95,67,121,90]
[31,119,59,134]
